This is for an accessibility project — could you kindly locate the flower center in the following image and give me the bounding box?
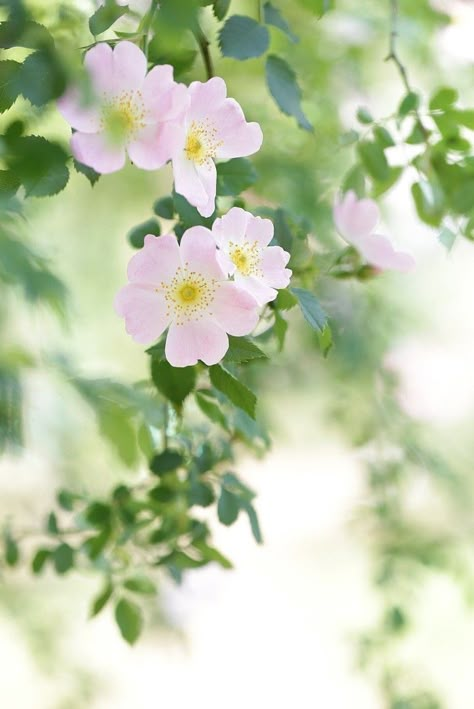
[229,241,262,277]
[160,267,217,325]
[184,120,222,165]
[101,91,146,144]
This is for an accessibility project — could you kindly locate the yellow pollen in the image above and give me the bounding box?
[228,240,262,277]
[184,119,223,165]
[158,267,217,326]
[101,90,146,144]
[179,284,198,302]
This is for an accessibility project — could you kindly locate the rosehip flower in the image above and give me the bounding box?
[114,228,260,367]
[212,207,291,306]
[58,41,187,174]
[333,190,415,273]
[170,77,263,218]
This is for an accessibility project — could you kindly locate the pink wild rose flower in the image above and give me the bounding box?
[212,207,291,306]
[58,41,187,174]
[170,77,263,218]
[333,190,415,273]
[114,228,260,367]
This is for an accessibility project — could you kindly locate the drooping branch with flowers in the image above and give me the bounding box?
[1,1,473,705]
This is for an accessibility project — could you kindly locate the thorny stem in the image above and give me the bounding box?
[193,25,214,80]
[385,0,430,142]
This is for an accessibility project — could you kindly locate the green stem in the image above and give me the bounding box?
[193,25,214,80]
[143,0,159,58]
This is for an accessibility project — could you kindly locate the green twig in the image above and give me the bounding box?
[143,0,159,58]
[193,25,214,80]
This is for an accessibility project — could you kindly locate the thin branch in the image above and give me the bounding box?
[193,25,214,80]
[385,0,429,142]
[143,0,159,58]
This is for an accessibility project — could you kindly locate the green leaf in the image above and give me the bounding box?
[18,49,67,106]
[4,530,19,566]
[272,207,293,251]
[0,170,20,197]
[219,15,270,60]
[115,598,143,645]
[195,390,230,431]
[342,164,366,197]
[242,502,263,543]
[32,548,50,574]
[6,136,69,197]
[275,288,298,310]
[398,91,419,117]
[209,364,257,419]
[216,157,257,196]
[173,191,214,227]
[356,107,373,124]
[89,1,128,35]
[128,218,161,249]
[151,359,196,408]
[406,120,426,145]
[217,487,240,525]
[429,87,458,111]
[273,309,288,350]
[339,129,359,147]
[123,575,157,595]
[371,166,403,198]
[224,336,267,363]
[0,60,21,112]
[153,195,175,219]
[374,126,395,148]
[192,539,233,568]
[57,488,78,511]
[73,159,100,186]
[84,501,112,528]
[47,511,59,535]
[291,287,327,333]
[411,181,444,227]
[357,140,390,182]
[90,580,114,617]
[318,324,333,357]
[439,225,456,251]
[189,480,215,507]
[265,54,312,131]
[213,0,231,20]
[454,109,474,131]
[53,543,74,574]
[150,449,184,475]
[263,2,298,43]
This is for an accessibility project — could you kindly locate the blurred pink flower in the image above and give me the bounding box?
[58,41,187,174]
[212,207,291,305]
[170,77,263,217]
[333,190,415,273]
[115,228,260,367]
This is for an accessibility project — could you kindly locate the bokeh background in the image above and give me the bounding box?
[2,0,474,707]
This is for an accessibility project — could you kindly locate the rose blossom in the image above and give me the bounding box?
[114,227,260,367]
[169,77,263,218]
[333,190,415,273]
[58,41,187,174]
[212,207,291,306]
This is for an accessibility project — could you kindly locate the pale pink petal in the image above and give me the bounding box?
[165,319,229,367]
[212,207,250,247]
[84,43,114,96]
[188,77,227,120]
[261,246,292,288]
[179,226,224,280]
[195,161,217,217]
[71,131,126,174]
[212,282,259,336]
[333,190,380,243]
[215,99,263,159]
[127,233,180,285]
[57,86,101,133]
[114,284,169,344]
[236,275,277,306]
[112,41,147,93]
[142,66,189,120]
[358,233,416,273]
[173,154,208,208]
[128,122,183,170]
[244,214,274,247]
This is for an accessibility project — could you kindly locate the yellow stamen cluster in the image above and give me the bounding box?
[228,240,262,277]
[159,266,217,326]
[184,119,223,165]
[101,90,146,143]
